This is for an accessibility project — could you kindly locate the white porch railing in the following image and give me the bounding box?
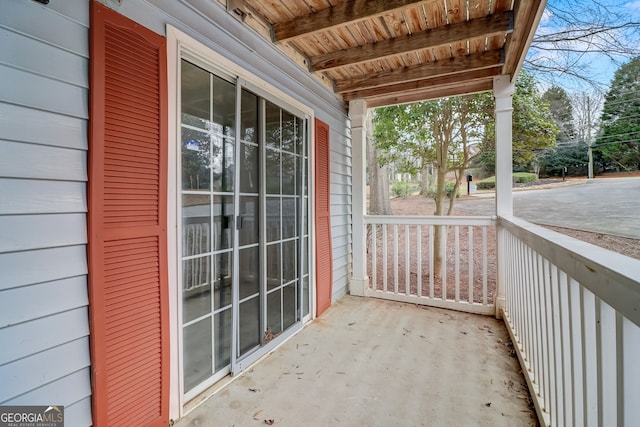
[364,215,497,315]
[500,215,640,427]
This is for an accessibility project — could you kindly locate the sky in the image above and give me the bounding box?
[525,0,640,94]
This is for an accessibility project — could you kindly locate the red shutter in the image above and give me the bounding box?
[314,119,333,316]
[88,2,169,426]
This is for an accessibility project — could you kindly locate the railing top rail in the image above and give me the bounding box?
[364,215,497,226]
[500,214,640,327]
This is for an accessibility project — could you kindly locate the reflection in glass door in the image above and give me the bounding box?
[181,60,236,393]
[180,59,309,398]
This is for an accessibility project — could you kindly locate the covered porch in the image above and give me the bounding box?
[176,295,535,426]
[174,0,640,426]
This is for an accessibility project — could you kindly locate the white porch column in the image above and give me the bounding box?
[349,99,369,296]
[493,75,515,318]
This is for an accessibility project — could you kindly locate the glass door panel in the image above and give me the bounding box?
[237,88,262,358]
[181,59,310,395]
[181,59,236,394]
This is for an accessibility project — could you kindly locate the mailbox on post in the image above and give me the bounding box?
[466,174,472,195]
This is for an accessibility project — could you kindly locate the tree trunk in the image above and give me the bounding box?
[367,118,391,215]
[419,163,431,195]
[432,149,448,276]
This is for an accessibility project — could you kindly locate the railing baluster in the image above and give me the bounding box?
[429,225,434,299]
[468,225,473,304]
[482,226,487,305]
[568,278,583,426]
[417,225,422,297]
[405,224,410,296]
[442,225,447,301]
[393,224,399,294]
[371,224,377,291]
[615,312,623,426]
[454,226,460,302]
[382,224,388,293]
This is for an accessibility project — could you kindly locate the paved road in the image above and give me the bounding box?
[456,178,640,238]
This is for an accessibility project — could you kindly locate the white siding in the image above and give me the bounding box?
[0,0,91,425]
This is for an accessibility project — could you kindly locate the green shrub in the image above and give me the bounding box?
[391,181,413,197]
[513,172,538,184]
[475,173,538,189]
[477,176,496,190]
[445,181,460,198]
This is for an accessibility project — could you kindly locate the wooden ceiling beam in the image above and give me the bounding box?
[311,11,513,72]
[341,67,502,102]
[272,0,427,42]
[364,79,495,108]
[335,49,504,93]
[502,0,544,78]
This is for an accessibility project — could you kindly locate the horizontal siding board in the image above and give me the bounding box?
[0,214,86,254]
[330,182,352,195]
[0,27,89,87]
[3,369,91,407]
[0,103,86,149]
[0,141,86,181]
[330,194,351,206]
[0,64,88,118]
[0,307,89,365]
[0,0,89,56]
[0,276,88,328]
[0,337,90,403]
[64,397,92,427]
[329,150,352,167]
[0,179,86,214]
[0,246,87,291]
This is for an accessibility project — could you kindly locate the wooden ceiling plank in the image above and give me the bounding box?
[406,4,429,33]
[468,0,490,20]
[273,0,431,41]
[341,66,501,101]
[423,0,447,29]
[310,10,512,71]
[335,48,503,92]
[447,0,466,24]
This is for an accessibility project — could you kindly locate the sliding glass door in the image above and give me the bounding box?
[179,59,310,398]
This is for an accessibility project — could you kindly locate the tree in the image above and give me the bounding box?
[366,112,391,215]
[543,86,576,143]
[537,142,589,177]
[597,56,640,171]
[373,95,490,273]
[480,70,558,173]
[527,0,640,89]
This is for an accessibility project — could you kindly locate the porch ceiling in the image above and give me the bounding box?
[226,0,546,108]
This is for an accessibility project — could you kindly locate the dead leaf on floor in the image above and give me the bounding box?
[253,410,263,420]
[249,388,260,392]
[460,331,468,335]
[348,322,356,326]
[336,371,346,375]
[484,402,492,407]
[264,419,275,425]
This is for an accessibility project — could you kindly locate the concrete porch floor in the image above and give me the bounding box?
[176,296,537,427]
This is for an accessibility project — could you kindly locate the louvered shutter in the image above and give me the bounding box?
[88,2,169,426]
[314,119,333,316]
